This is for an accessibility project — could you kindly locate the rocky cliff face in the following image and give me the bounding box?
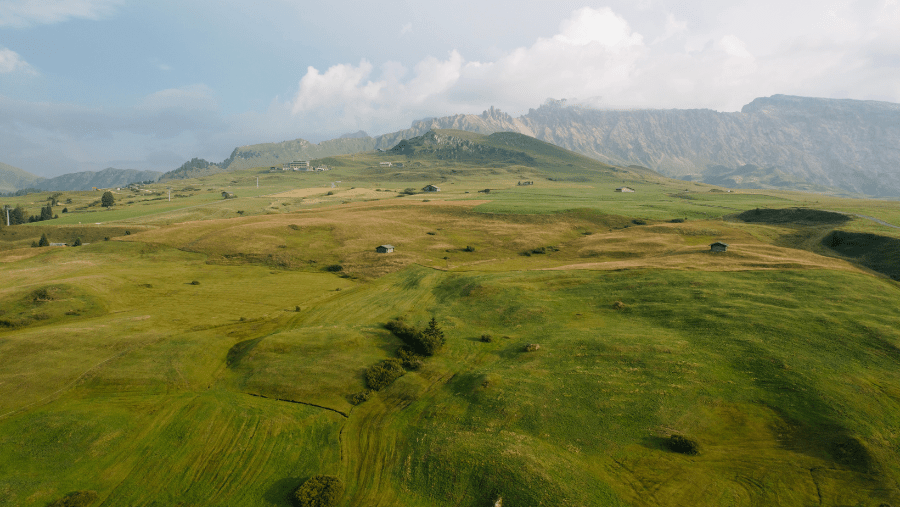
[158,94,900,196]
[388,96,900,197]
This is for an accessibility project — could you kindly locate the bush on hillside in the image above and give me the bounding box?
[46,490,98,507]
[365,358,405,391]
[480,334,493,343]
[349,390,372,405]
[611,301,626,310]
[385,318,445,356]
[667,434,699,455]
[324,264,343,272]
[291,475,344,507]
[524,343,540,352]
[396,347,424,370]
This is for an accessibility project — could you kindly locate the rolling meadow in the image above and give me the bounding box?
[2,131,900,506]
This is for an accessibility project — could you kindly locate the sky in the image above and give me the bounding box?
[1,0,899,178]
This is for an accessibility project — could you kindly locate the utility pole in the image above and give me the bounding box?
[256,177,259,189]
[167,187,171,202]
[4,205,9,227]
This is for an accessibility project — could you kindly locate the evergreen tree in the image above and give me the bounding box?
[73,237,82,246]
[38,233,50,247]
[10,205,26,225]
[40,203,53,221]
[420,317,446,355]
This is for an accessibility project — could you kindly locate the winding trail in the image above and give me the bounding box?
[828,210,900,229]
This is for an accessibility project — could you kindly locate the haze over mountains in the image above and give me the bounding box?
[0,166,162,194]
[3,95,899,197]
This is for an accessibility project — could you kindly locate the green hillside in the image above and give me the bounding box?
[2,136,900,506]
[0,161,43,194]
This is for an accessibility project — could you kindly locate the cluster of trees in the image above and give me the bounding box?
[385,317,445,356]
[2,203,56,225]
[359,318,446,395]
[291,475,344,507]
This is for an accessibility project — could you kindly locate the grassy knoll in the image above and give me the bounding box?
[2,134,900,505]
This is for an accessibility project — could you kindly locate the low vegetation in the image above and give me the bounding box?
[364,358,405,391]
[291,475,344,507]
[1,134,900,506]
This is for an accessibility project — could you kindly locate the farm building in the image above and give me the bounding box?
[710,242,729,252]
[422,185,441,192]
[615,187,635,192]
[376,245,394,253]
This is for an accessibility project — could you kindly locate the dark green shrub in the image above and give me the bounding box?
[669,218,686,223]
[463,245,475,252]
[190,280,200,285]
[385,317,446,356]
[632,219,647,225]
[524,343,540,352]
[667,434,699,455]
[38,233,50,247]
[480,334,492,343]
[611,301,626,310]
[46,490,98,507]
[365,359,405,391]
[125,230,131,235]
[291,475,344,507]
[72,237,82,247]
[397,347,424,369]
[324,264,343,272]
[349,390,372,405]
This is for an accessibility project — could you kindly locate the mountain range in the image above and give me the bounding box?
[4,95,900,197]
[0,166,161,194]
[157,94,900,197]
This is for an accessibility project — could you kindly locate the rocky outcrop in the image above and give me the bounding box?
[377,95,900,197]
[157,94,900,196]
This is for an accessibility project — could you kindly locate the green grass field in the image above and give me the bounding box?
[2,131,900,506]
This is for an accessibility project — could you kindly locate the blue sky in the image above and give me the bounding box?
[1,0,899,178]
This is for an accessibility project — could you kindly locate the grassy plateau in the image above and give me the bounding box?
[1,130,900,506]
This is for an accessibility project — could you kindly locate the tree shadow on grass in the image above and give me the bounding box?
[263,476,305,506]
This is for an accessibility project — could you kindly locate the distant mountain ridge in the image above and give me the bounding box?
[396,96,900,196]
[157,95,900,197]
[34,168,162,191]
[0,162,43,194]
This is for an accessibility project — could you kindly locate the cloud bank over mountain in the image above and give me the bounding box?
[0,1,898,177]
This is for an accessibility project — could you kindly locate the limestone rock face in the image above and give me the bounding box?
[387,95,900,196]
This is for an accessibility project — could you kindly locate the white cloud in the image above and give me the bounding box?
[554,7,643,48]
[138,84,218,112]
[0,0,122,27]
[0,46,36,74]
[286,7,650,133]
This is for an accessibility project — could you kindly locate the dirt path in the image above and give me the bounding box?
[827,210,900,229]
